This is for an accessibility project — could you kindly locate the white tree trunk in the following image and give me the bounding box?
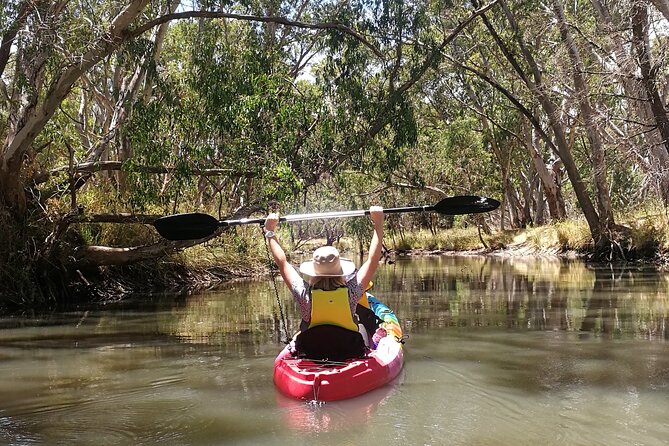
[552,0,615,228]
[1,0,150,211]
[648,0,669,20]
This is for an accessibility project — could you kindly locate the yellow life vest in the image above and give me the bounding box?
[357,281,373,309]
[309,287,359,332]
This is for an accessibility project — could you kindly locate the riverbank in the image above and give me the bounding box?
[3,216,667,312]
[94,219,669,301]
[75,228,669,302]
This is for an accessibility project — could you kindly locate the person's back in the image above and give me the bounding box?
[263,206,385,359]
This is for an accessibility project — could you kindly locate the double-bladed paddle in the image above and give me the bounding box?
[153,195,500,241]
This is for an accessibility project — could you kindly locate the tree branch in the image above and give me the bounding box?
[445,54,560,157]
[323,1,500,177]
[71,238,215,267]
[129,10,385,59]
[73,213,161,225]
[0,0,31,78]
[45,161,259,182]
[3,0,151,167]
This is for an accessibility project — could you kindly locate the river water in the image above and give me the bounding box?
[1,256,668,445]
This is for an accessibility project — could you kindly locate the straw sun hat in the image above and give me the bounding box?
[299,246,355,277]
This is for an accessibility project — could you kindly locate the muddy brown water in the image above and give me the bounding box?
[1,256,668,445]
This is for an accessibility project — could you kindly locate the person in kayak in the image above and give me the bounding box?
[263,206,385,360]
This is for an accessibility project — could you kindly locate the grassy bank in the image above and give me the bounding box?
[384,213,668,260]
[180,212,669,277]
[3,211,668,311]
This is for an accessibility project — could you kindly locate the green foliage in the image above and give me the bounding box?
[123,19,322,210]
[7,0,669,307]
[268,160,304,200]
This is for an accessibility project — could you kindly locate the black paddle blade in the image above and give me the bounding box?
[433,195,500,215]
[153,212,220,240]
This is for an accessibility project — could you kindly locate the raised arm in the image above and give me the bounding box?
[356,206,384,290]
[264,213,302,287]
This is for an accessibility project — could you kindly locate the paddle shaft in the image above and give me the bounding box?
[152,196,500,240]
[220,205,434,227]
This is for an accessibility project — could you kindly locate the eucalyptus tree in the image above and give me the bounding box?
[551,0,615,230]
[428,51,566,228]
[424,7,569,228]
[1,0,500,303]
[543,0,669,229]
[486,1,611,245]
[1,1,152,214]
[433,0,645,255]
[631,1,669,171]
[586,0,668,202]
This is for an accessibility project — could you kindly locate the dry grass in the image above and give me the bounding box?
[625,208,669,255]
[389,227,487,252]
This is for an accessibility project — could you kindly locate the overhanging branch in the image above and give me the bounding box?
[32,161,260,186]
[324,1,500,176]
[130,10,384,59]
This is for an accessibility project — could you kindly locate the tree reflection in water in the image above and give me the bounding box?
[155,256,668,355]
[372,256,668,340]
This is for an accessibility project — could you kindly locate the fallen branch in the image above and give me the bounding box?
[70,234,221,267]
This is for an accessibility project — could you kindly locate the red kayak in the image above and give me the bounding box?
[273,296,404,401]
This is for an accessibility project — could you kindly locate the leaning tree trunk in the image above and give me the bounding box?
[489,1,605,245]
[633,0,669,202]
[462,49,567,226]
[590,0,669,203]
[631,2,669,158]
[551,0,615,235]
[0,0,151,215]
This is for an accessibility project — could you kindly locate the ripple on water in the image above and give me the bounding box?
[3,257,669,446]
[0,416,41,445]
[275,374,403,435]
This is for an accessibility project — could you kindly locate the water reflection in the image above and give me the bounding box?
[275,375,401,433]
[1,256,668,445]
[376,256,668,339]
